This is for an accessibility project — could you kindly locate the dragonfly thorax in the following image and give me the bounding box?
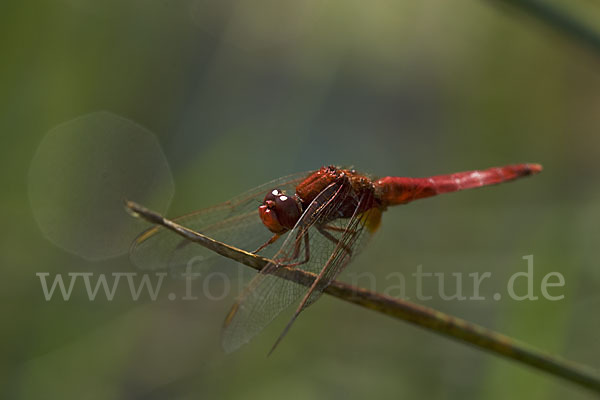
[258,189,302,234]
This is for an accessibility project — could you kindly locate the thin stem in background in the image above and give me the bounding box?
[490,0,600,54]
[126,200,600,394]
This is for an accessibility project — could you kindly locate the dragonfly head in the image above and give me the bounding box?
[259,189,302,234]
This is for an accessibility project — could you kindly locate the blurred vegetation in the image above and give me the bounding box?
[1,1,600,399]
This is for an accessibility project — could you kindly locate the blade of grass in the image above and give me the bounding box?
[125,200,600,394]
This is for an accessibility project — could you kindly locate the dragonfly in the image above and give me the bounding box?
[130,163,542,353]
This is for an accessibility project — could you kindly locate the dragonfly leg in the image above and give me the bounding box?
[318,226,353,257]
[251,233,281,254]
[277,229,310,268]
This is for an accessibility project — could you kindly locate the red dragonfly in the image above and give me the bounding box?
[130,163,542,353]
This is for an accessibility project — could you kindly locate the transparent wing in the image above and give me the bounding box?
[129,171,309,276]
[221,181,379,353]
[299,189,378,309]
[265,190,380,354]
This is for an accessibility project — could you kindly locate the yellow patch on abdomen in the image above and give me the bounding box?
[361,207,382,233]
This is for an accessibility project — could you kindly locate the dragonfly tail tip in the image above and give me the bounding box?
[528,163,543,174]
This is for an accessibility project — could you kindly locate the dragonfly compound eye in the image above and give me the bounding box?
[259,189,302,233]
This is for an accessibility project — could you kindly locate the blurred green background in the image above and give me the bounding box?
[2,0,600,399]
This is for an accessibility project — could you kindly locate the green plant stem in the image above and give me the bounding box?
[125,200,600,394]
[490,0,600,54]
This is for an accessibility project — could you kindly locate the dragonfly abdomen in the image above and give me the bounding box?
[375,163,542,206]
